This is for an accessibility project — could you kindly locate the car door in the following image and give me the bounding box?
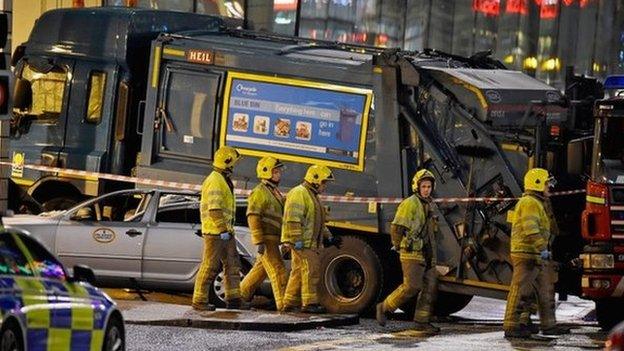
[55,190,152,283]
[15,233,104,350]
[141,194,203,283]
[0,233,58,350]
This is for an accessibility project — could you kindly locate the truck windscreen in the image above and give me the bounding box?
[593,117,624,183]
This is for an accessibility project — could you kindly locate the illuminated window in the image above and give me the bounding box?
[86,71,107,124]
[16,64,68,123]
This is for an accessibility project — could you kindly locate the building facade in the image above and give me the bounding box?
[6,0,624,87]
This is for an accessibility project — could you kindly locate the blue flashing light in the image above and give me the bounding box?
[604,75,624,89]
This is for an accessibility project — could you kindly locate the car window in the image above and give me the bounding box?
[156,207,200,224]
[16,235,66,281]
[71,192,151,222]
[0,234,35,277]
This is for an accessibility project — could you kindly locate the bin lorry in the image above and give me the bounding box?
[6,7,602,319]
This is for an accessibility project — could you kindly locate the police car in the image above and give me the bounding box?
[0,228,124,351]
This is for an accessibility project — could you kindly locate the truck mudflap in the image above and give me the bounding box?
[582,274,624,299]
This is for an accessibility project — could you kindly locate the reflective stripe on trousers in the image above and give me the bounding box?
[283,248,321,308]
[192,235,242,305]
[382,258,425,312]
[240,242,287,310]
[503,257,556,331]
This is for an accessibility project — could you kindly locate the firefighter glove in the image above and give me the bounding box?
[294,241,304,250]
[540,250,551,260]
[323,236,342,249]
[220,232,232,241]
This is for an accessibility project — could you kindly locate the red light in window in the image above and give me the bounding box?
[273,0,297,11]
[473,0,500,16]
[550,125,561,137]
[540,0,559,19]
[506,0,528,14]
[562,0,574,5]
[376,34,388,46]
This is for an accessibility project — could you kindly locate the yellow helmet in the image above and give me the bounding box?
[304,165,334,185]
[412,169,435,192]
[524,168,550,192]
[213,146,241,170]
[256,156,284,179]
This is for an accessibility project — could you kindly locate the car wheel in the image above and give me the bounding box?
[103,315,125,351]
[209,260,250,307]
[0,319,23,351]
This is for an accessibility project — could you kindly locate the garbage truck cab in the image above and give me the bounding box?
[8,7,241,211]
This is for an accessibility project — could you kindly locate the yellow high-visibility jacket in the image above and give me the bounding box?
[247,181,284,244]
[510,193,550,260]
[281,183,330,249]
[392,195,427,261]
[200,170,235,235]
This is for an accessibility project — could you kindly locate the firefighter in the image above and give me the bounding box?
[376,169,440,334]
[239,156,288,310]
[192,146,249,311]
[520,193,561,334]
[503,168,570,338]
[280,165,341,313]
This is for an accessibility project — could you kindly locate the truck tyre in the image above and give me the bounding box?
[433,291,473,316]
[42,196,81,211]
[319,235,382,314]
[595,298,624,330]
[400,291,473,319]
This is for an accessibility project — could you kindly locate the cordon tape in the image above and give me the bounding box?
[0,161,585,204]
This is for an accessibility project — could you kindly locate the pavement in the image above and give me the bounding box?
[117,300,359,331]
[116,292,608,351]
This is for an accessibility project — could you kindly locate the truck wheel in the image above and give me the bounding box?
[433,291,473,316]
[319,236,382,314]
[42,196,80,211]
[401,291,473,319]
[596,298,624,330]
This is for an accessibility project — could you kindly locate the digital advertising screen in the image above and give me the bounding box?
[220,72,373,171]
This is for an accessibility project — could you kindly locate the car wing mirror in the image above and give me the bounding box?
[71,264,96,285]
[12,78,32,110]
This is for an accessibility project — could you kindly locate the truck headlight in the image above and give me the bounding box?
[591,278,611,289]
[581,254,615,269]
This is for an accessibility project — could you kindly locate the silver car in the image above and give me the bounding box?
[4,189,266,306]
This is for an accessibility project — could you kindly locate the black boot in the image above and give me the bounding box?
[301,304,327,314]
[281,305,301,313]
[226,298,251,310]
[541,325,571,335]
[414,322,440,334]
[192,302,216,311]
[526,320,539,334]
[376,303,387,327]
[504,326,532,339]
